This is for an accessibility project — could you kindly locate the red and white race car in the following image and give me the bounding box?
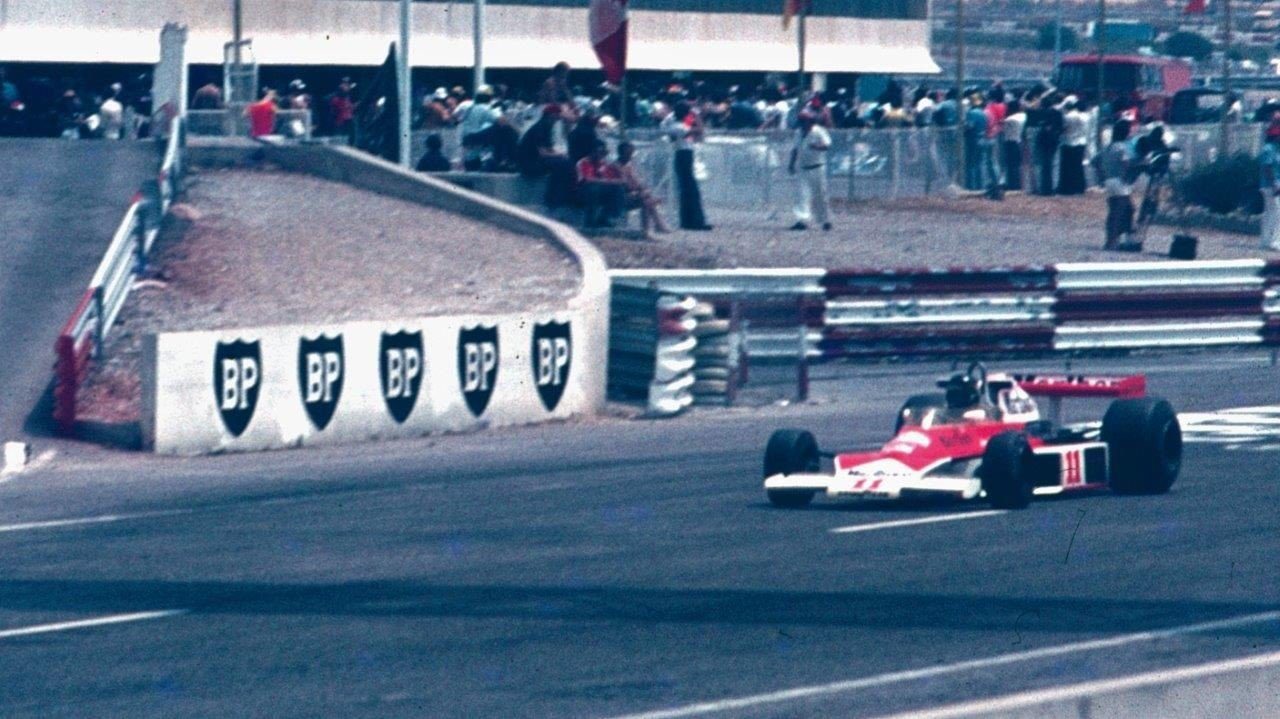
[763,363,1183,509]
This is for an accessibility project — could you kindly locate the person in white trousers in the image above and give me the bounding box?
[789,110,832,231]
[1261,123,1280,251]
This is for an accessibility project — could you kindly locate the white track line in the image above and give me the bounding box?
[0,610,186,640]
[830,510,1006,534]
[0,509,192,534]
[870,649,1280,719]
[602,610,1280,719]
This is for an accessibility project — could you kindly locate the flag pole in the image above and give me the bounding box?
[1096,0,1106,150]
[398,0,411,168]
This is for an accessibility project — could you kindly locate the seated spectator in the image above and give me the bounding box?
[458,85,500,171]
[576,140,626,227]
[416,133,452,172]
[609,141,671,237]
[484,114,521,173]
[568,110,600,165]
[517,104,575,208]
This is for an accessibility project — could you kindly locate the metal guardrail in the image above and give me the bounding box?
[609,262,1280,381]
[187,107,312,140]
[53,116,186,434]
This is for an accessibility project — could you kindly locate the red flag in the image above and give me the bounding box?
[783,0,809,29]
[1184,0,1206,14]
[589,0,628,84]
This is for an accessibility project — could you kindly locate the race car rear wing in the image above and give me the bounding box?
[1011,374,1147,399]
[1011,374,1147,424]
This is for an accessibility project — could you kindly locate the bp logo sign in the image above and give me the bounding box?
[531,320,572,412]
[458,325,499,417]
[298,334,345,431]
[380,329,424,424]
[213,339,261,438]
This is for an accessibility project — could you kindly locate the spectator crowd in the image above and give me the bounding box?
[0,65,153,139]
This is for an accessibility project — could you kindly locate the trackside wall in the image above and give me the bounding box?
[144,143,608,455]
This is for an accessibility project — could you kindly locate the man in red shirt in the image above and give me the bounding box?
[245,88,278,138]
[328,78,356,141]
[575,140,626,227]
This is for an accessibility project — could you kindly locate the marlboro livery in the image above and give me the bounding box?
[764,363,1183,509]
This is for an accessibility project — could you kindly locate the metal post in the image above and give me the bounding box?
[473,0,486,92]
[954,0,966,189]
[92,287,105,360]
[1053,0,1062,73]
[1097,0,1106,149]
[233,0,243,66]
[398,0,412,168]
[1221,0,1233,157]
[796,8,807,98]
[796,299,810,402]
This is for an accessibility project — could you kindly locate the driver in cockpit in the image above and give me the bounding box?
[942,369,997,422]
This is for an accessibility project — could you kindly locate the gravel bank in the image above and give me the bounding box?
[80,167,581,425]
[601,192,1270,269]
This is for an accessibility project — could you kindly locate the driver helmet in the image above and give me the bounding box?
[945,372,983,410]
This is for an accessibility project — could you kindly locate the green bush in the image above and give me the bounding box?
[1177,153,1261,215]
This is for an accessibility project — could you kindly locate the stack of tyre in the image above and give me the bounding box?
[689,302,742,406]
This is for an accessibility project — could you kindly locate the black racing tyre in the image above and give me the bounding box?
[895,393,947,434]
[981,431,1035,509]
[1101,397,1182,495]
[764,429,819,508]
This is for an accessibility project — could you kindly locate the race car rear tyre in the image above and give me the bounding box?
[895,393,947,434]
[1101,397,1182,495]
[981,431,1035,509]
[765,429,819,508]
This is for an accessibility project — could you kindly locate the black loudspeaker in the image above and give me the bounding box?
[1170,234,1198,260]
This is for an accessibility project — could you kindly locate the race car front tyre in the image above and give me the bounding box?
[895,393,947,434]
[981,431,1035,509]
[1101,397,1182,495]
[765,429,819,508]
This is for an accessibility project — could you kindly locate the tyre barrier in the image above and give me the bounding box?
[612,260,1280,366]
[608,285,697,416]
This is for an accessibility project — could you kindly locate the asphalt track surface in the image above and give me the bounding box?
[0,355,1277,717]
[0,139,158,439]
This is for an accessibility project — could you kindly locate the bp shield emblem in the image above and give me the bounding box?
[531,320,572,411]
[457,325,499,417]
[297,334,345,431]
[213,339,261,438]
[380,329,424,424]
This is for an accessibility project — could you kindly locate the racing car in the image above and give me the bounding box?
[763,363,1183,509]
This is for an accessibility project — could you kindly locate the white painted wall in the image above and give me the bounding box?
[0,1,937,73]
[143,307,605,455]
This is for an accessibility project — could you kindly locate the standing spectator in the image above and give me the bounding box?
[517,104,575,208]
[192,81,223,110]
[0,66,18,109]
[328,77,356,141]
[913,87,936,127]
[662,101,712,231]
[98,83,125,140]
[610,141,671,237]
[788,110,833,231]
[1259,121,1280,251]
[1001,99,1026,191]
[486,113,521,172]
[56,87,85,139]
[1058,96,1089,195]
[1101,120,1136,250]
[457,85,500,170]
[1031,92,1063,196]
[983,88,1006,196]
[963,94,987,191]
[245,87,278,138]
[282,79,311,137]
[416,133,453,172]
[421,88,454,129]
[538,62,575,119]
[934,88,960,183]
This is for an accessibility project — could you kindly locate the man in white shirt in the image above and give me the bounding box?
[98,83,125,140]
[789,110,832,231]
[457,85,500,170]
